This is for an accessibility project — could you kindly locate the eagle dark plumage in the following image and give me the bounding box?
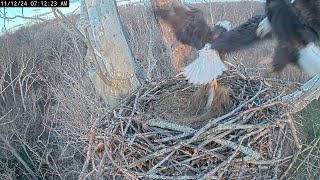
[294,0,320,36]
[157,1,233,108]
[157,2,231,85]
[210,15,268,51]
[158,0,320,86]
[157,2,230,50]
[158,2,271,85]
[257,0,320,76]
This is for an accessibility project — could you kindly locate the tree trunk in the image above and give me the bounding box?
[151,0,193,72]
[82,0,140,108]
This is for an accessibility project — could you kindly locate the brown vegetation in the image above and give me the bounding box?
[0,16,101,179]
[0,1,318,179]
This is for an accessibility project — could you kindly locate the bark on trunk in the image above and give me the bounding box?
[82,0,140,108]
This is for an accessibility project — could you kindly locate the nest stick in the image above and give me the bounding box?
[291,138,320,175]
[79,117,100,179]
[147,150,176,174]
[187,85,267,145]
[279,148,302,180]
[147,118,196,133]
[124,92,140,135]
[211,138,261,160]
[89,71,301,178]
[279,115,303,179]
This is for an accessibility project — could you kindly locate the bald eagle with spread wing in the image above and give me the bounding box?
[157,0,320,108]
[156,1,269,108]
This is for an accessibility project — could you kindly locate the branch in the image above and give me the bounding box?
[0,64,26,94]
[51,7,87,43]
[0,134,38,180]
[51,7,113,86]
[282,75,320,113]
[0,15,46,21]
[291,138,320,176]
[79,117,100,179]
[211,138,261,160]
[147,118,195,133]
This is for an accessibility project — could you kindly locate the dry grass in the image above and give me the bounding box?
[0,1,318,179]
[0,16,104,179]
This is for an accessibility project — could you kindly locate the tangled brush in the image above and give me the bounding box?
[80,68,303,179]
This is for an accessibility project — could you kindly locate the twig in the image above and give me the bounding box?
[154,132,193,143]
[242,101,285,114]
[278,115,303,179]
[0,64,26,94]
[286,115,302,149]
[0,134,38,180]
[51,7,86,42]
[147,150,175,174]
[138,173,198,180]
[97,136,108,175]
[211,138,261,160]
[124,92,140,135]
[238,155,293,164]
[0,14,46,21]
[279,148,302,180]
[147,118,195,133]
[201,123,272,139]
[0,109,14,126]
[105,142,136,178]
[79,117,99,180]
[200,159,228,180]
[291,138,320,176]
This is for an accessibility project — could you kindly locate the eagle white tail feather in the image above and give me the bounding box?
[183,44,227,85]
[216,20,231,31]
[298,42,320,76]
[256,17,272,38]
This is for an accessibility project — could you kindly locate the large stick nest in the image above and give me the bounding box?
[82,68,302,179]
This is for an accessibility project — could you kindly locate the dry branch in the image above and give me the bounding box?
[0,134,38,180]
[79,117,101,179]
[147,118,195,133]
[83,70,305,179]
[282,75,320,113]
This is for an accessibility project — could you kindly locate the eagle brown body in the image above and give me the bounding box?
[157,2,229,50]
[159,0,320,81]
[157,0,320,109]
[156,1,232,109]
[294,0,320,35]
[263,0,320,75]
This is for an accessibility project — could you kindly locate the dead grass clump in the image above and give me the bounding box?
[81,68,301,179]
[0,15,96,179]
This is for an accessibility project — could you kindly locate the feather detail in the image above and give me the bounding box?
[297,42,320,76]
[256,17,272,38]
[215,20,231,31]
[183,44,227,85]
